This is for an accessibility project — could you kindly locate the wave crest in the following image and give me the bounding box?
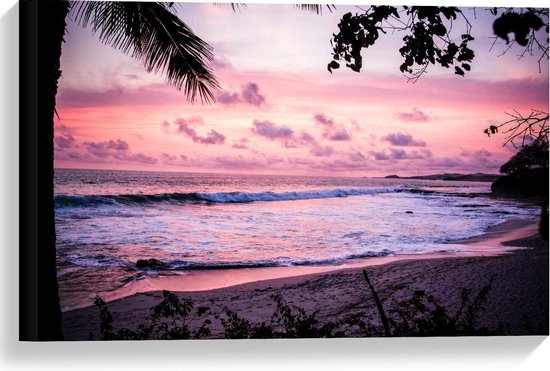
[55,187,398,208]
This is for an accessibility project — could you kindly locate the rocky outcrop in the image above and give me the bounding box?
[135,258,170,270]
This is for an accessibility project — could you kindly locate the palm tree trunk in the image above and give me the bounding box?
[34,0,70,341]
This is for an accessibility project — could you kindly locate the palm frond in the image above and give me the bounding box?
[293,4,336,15]
[71,1,219,103]
[213,3,247,12]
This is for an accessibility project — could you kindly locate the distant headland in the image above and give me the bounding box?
[383,173,500,182]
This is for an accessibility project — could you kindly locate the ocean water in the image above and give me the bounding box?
[54,169,538,306]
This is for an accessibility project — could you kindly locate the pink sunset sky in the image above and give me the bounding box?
[53,1,549,176]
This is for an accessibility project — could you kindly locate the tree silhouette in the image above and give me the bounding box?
[23,0,218,341]
[499,138,549,175]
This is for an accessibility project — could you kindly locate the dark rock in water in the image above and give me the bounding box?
[405,211,414,214]
[136,258,170,270]
[408,189,436,194]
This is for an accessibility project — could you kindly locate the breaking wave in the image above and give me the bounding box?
[55,187,400,208]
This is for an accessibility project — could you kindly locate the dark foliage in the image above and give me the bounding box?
[491,137,548,240]
[490,7,548,70]
[329,7,547,83]
[328,6,475,81]
[93,279,500,340]
[92,290,211,340]
[344,276,503,337]
[217,294,341,338]
[388,284,497,336]
[499,138,548,175]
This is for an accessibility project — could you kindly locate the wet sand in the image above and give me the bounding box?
[62,218,548,340]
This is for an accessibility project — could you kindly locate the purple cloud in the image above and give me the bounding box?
[348,152,367,162]
[459,149,505,169]
[310,146,333,157]
[397,108,430,122]
[216,82,266,107]
[54,134,76,149]
[175,118,196,137]
[241,83,266,106]
[250,120,334,156]
[327,130,351,141]
[198,130,225,145]
[232,138,249,149]
[174,117,225,145]
[381,133,427,147]
[166,154,286,171]
[369,151,391,161]
[217,91,240,105]
[161,153,178,161]
[430,157,466,168]
[311,159,374,172]
[54,150,83,161]
[460,149,492,158]
[83,139,129,157]
[81,139,157,164]
[295,131,333,156]
[116,152,157,164]
[369,148,431,161]
[251,119,294,139]
[313,113,351,141]
[297,132,317,145]
[313,113,335,127]
[213,155,285,169]
[160,153,190,166]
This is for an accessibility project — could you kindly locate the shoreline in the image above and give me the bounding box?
[60,217,537,312]
[62,217,548,339]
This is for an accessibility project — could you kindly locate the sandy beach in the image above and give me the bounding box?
[62,218,548,340]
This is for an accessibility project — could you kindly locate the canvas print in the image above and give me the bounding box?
[22,1,548,340]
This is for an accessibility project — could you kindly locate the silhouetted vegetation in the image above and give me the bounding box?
[328,7,547,81]
[343,271,502,337]
[492,138,549,198]
[91,290,211,340]
[387,282,497,336]
[484,109,548,148]
[217,294,340,339]
[500,138,549,175]
[491,137,549,240]
[92,277,501,340]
